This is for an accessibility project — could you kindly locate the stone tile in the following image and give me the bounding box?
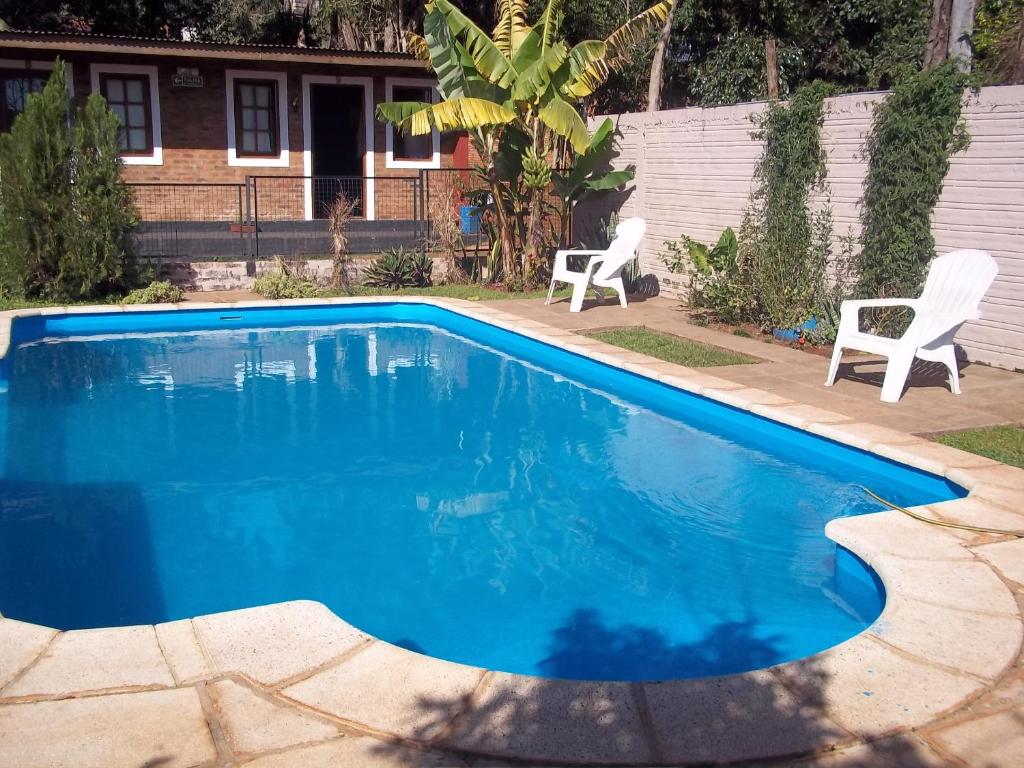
[825,511,973,562]
[974,537,1024,587]
[659,370,745,393]
[704,386,793,409]
[930,709,1024,768]
[441,673,650,765]
[193,601,369,687]
[785,733,948,766]
[772,636,983,738]
[284,641,482,743]
[871,440,1000,477]
[155,619,211,684]
[926,497,1024,542]
[0,619,56,690]
[869,556,1019,616]
[947,463,1024,493]
[756,403,854,428]
[970,485,1024,515]
[3,625,173,698]
[208,678,339,756]
[243,735,466,767]
[643,670,850,764]
[802,421,920,451]
[869,596,1022,681]
[0,687,217,768]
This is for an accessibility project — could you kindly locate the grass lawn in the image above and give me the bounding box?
[586,326,757,367]
[934,425,1024,469]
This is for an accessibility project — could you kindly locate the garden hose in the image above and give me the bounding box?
[861,486,1024,538]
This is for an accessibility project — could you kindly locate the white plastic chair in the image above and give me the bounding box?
[825,249,998,403]
[545,217,646,313]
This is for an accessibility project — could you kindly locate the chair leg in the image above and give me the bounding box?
[880,351,914,403]
[545,277,558,305]
[825,345,844,386]
[936,345,961,395]
[569,281,587,313]
[611,278,628,308]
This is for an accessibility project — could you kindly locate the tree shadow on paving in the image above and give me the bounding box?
[365,609,939,767]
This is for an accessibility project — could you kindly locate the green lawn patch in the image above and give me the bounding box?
[934,425,1024,469]
[586,326,757,367]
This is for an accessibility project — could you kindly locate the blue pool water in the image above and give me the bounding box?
[0,304,962,681]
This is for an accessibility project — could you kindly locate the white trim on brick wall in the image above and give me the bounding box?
[89,63,161,166]
[225,69,289,168]
[301,74,375,221]
[384,76,440,170]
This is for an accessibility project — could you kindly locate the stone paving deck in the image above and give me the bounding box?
[1,295,1022,768]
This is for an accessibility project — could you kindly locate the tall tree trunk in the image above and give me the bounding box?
[924,0,954,70]
[765,38,779,99]
[646,0,679,111]
[949,0,977,71]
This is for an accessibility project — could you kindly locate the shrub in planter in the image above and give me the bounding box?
[0,60,138,301]
[253,268,318,299]
[363,248,433,289]
[122,280,185,304]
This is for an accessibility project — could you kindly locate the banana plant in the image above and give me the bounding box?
[377,0,673,283]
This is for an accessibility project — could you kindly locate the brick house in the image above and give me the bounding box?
[0,30,474,263]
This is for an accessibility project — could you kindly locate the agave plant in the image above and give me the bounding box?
[377,0,672,284]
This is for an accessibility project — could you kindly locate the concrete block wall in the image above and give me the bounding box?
[583,85,1024,370]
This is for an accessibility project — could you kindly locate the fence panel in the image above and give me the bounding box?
[250,175,422,259]
[129,183,247,262]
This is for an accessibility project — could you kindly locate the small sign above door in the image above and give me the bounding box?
[172,73,204,88]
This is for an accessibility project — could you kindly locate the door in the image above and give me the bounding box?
[310,84,366,218]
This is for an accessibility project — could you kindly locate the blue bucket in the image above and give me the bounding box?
[460,205,481,235]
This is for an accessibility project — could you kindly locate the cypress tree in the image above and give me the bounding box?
[0,60,138,300]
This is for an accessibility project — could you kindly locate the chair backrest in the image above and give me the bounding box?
[594,217,646,281]
[913,249,998,342]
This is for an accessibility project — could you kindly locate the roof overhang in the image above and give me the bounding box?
[0,32,429,70]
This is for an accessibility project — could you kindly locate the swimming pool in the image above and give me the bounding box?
[0,303,962,681]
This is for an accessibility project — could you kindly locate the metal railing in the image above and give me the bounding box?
[126,169,515,264]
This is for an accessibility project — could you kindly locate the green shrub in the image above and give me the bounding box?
[363,248,433,289]
[253,267,318,299]
[857,63,970,331]
[122,280,185,304]
[662,227,750,323]
[0,60,138,301]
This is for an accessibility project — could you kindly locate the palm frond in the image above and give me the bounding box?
[429,0,517,88]
[378,98,517,135]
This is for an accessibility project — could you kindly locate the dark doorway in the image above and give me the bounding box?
[310,83,365,218]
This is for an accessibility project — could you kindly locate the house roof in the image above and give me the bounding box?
[0,30,426,70]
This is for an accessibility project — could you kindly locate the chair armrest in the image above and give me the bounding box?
[553,250,606,275]
[554,249,608,258]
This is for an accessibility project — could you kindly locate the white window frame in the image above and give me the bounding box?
[301,74,375,221]
[226,69,289,168]
[90,63,161,166]
[0,59,74,96]
[384,77,440,170]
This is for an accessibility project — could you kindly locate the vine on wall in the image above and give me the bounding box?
[856,63,971,314]
[740,81,836,329]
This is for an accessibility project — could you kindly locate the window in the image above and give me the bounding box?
[391,85,432,161]
[233,79,279,157]
[0,71,48,132]
[384,78,439,169]
[100,74,153,154]
[90,64,161,165]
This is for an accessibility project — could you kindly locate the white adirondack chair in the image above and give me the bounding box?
[825,249,999,403]
[545,217,646,313]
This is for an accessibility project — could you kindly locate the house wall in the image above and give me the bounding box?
[581,85,1024,371]
[2,47,457,222]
